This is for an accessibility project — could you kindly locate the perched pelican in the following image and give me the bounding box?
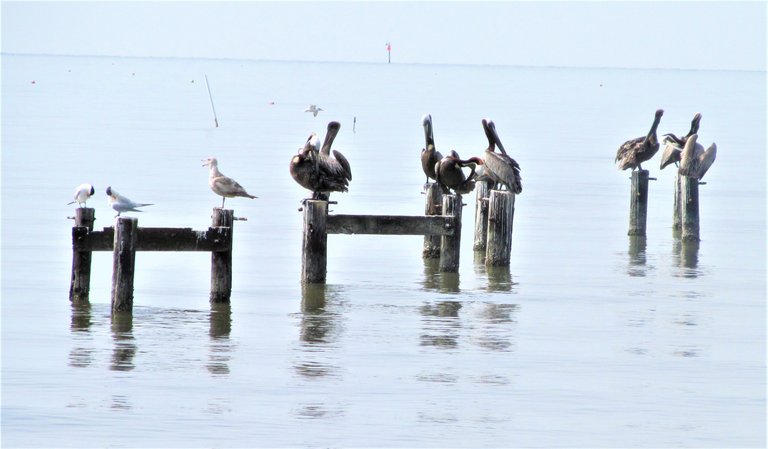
[481,119,522,194]
[678,133,717,180]
[420,114,443,188]
[68,183,95,207]
[106,186,153,217]
[615,109,664,171]
[434,150,484,195]
[202,157,258,208]
[660,112,702,170]
[305,104,323,117]
[289,121,351,200]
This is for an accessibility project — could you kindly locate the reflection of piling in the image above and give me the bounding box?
[680,176,700,242]
[70,208,96,302]
[673,172,682,232]
[628,169,649,236]
[423,182,443,258]
[111,217,138,312]
[486,190,515,267]
[473,182,490,251]
[210,209,234,302]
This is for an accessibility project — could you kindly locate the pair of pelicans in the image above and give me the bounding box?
[289,116,523,202]
[614,109,717,179]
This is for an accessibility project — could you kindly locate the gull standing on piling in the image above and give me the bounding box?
[202,157,258,208]
[480,118,522,194]
[289,121,352,200]
[420,114,443,189]
[434,150,484,195]
[660,112,702,169]
[305,104,323,117]
[615,109,664,171]
[68,183,95,207]
[106,186,153,217]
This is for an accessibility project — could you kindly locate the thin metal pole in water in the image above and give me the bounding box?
[204,74,219,128]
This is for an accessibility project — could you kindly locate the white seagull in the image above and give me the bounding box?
[304,104,323,117]
[67,183,95,207]
[202,157,258,208]
[106,186,153,217]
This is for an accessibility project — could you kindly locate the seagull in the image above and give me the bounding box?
[202,157,258,208]
[304,104,323,117]
[67,183,95,208]
[106,186,153,217]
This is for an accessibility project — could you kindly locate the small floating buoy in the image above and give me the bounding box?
[31,80,36,84]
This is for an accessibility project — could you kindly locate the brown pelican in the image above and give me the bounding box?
[481,118,522,194]
[678,133,717,180]
[434,150,484,195]
[289,121,351,200]
[68,183,95,207]
[660,112,702,169]
[106,186,153,217]
[305,104,323,117]
[420,114,443,188]
[615,109,664,171]
[202,157,258,208]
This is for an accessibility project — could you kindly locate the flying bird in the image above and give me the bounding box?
[434,150,484,195]
[660,112,702,170]
[479,119,522,194]
[304,104,323,117]
[202,157,258,208]
[420,114,443,189]
[67,183,95,207]
[289,121,351,200]
[106,186,153,217]
[615,109,664,171]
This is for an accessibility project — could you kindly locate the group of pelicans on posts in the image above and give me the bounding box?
[68,110,716,217]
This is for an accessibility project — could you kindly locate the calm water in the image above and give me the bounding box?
[2,54,765,447]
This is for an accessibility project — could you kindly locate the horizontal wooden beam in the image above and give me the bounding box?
[327,214,455,236]
[73,226,232,252]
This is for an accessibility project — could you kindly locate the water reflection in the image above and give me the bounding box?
[672,238,701,278]
[294,283,343,380]
[473,251,516,292]
[110,311,136,372]
[207,302,232,376]
[422,257,461,293]
[627,235,648,277]
[419,301,462,349]
[472,303,518,352]
[69,301,94,368]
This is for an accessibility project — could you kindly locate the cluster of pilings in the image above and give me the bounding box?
[628,169,703,241]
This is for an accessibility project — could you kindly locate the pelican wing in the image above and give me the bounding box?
[659,143,682,170]
[484,150,522,194]
[333,149,352,181]
[697,143,717,180]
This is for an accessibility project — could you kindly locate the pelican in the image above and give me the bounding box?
[678,133,717,180]
[660,112,702,170]
[68,183,95,207]
[420,114,443,188]
[305,104,323,117]
[481,119,522,194]
[289,121,351,200]
[434,150,484,195]
[615,109,664,171]
[106,186,153,217]
[202,157,258,208]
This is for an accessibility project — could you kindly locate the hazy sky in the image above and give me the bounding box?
[2,1,765,71]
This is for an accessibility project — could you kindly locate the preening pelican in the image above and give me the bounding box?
[481,119,522,194]
[289,121,351,200]
[202,157,258,208]
[68,183,95,207]
[305,104,323,117]
[678,133,717,180]
[660,112,702,170]
[420,114,443,188]
[106,186,153,217]
[615,109,664,171]
[434,150,484,195]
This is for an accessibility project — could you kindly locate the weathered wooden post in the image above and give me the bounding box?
[473,182,490,251]
[439,194,462,273]
[302,200,329,283]
[486,190,516,266]
[70,207,96,302]
[111,217,138,313]
[423,183,443,258]
[628,169,649,236]
[672,172,682,232]
[680,176,700,242]
[210,208,234,303]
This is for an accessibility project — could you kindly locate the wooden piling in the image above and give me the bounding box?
[111,217,138,313]
[423,182,443,258]
[680,176,700,242]
[70,208,96,302]
[673,171,682,232]
[485,190,516,267]
[473,182,490,251]
[628,169,649,236]
[302,200,329,283]
[210,208,234,302]
[439,194,462,273]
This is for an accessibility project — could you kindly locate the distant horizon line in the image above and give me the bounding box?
[1,51,764,74]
